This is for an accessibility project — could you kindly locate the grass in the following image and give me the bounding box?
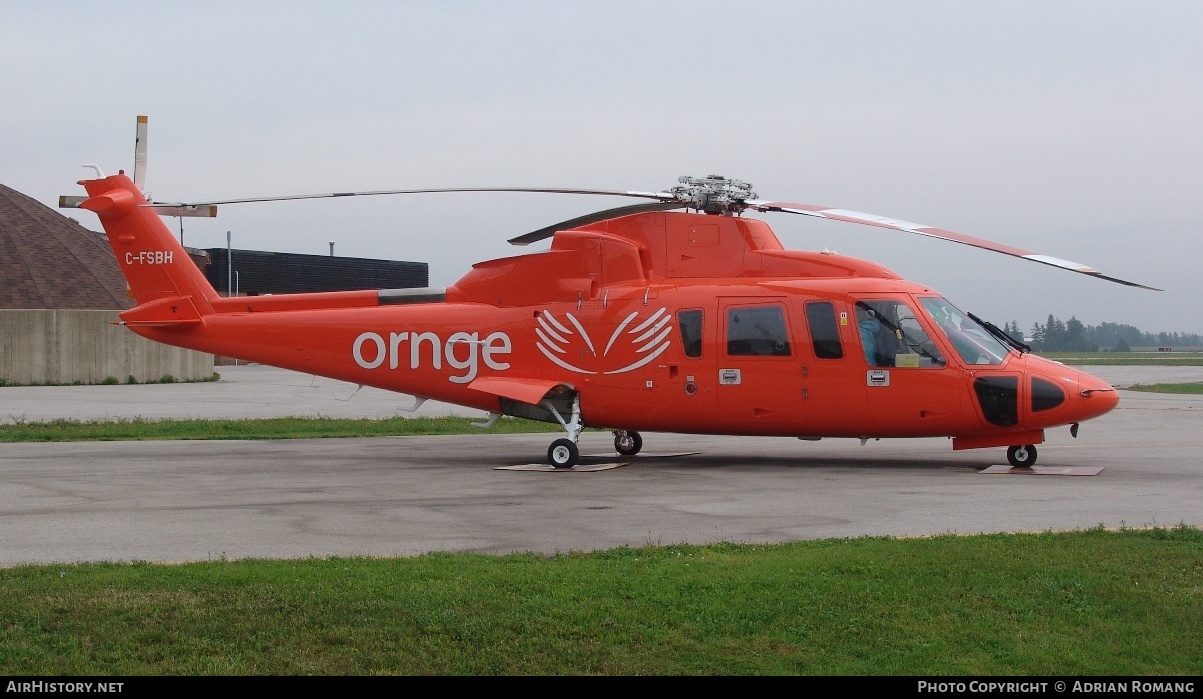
[0,373,220,387]
[1123,382,1203,394]
[0,526,1199,675]
[0,416,560,442]
[1042,351,1203,366]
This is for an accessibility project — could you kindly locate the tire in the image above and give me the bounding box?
[548,438,579,469]
[614,430,643,457]
[1007,444,1037,468]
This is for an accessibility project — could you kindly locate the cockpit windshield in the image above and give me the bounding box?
[919,297,1010,366]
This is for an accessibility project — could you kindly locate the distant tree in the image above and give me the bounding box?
[1030,323,1045,348]
[1026,314,1201,353]
[1037,314,1069,350]
[1066,317,1086,350]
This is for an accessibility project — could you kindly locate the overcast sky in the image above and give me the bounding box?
[3,1,1199,336]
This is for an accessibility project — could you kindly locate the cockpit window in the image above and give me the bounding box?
[919,297,1009,366]
[854,300,945,368]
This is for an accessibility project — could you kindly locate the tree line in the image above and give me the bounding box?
[996,317,1202,352]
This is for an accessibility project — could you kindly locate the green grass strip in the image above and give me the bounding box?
[1042,352,1203,366]
[1123,382,1203,394]
[0,527,1199,675]
[0,416,559,442]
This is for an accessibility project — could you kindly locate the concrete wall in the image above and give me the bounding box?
[0,309,213,384]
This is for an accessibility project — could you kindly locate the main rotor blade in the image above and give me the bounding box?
[746,200,1160,290]
[151,187,673,208]
[508,201,686,246]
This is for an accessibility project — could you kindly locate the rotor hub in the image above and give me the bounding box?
[670,175,756,214]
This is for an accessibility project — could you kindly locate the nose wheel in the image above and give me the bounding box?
[1007,444,1037,468]
[613,430,642,456]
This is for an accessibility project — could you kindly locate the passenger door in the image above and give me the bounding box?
[716,297,804,435]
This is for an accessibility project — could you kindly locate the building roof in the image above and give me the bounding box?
[0,182,134,309]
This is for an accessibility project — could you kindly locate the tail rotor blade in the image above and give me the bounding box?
[133,115,148,193]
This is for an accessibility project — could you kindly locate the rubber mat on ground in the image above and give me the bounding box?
[980,465,1104,476]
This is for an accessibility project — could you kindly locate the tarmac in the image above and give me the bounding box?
[1,364,1200,566]
[1,364,481,424]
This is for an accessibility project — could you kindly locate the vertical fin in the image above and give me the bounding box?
[79,173,217,312]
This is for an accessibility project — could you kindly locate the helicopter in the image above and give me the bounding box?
[61,120,1152,469]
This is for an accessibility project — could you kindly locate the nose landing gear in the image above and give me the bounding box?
[1007,444,1037,468]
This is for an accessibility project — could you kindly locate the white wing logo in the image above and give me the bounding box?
[536,307,673,375]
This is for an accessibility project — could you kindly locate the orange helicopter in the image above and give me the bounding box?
[63,124,1153,470]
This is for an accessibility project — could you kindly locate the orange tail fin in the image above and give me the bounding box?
[79,173,217,314]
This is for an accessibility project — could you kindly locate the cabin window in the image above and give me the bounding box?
[854,299,945,368]
[677,309,703,358]
[805,301,843,359]
[727,305,791,357]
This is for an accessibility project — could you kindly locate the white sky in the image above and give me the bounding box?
[3,1,1200,336]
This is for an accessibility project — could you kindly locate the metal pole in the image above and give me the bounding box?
[227,230,235,365]
[329,241,334,257]
[235,271,239,297]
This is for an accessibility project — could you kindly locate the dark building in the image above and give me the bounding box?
[203,248,428,296]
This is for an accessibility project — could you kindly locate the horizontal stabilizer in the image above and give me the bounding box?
[119,295,204,327]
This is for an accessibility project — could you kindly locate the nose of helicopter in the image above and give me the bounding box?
[1072,369,1120,422]
[1021,355,1119,426]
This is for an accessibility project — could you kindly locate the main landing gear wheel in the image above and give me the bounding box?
[1007,444,1038,468]
[548,438,579,469]
[613,430,642,456]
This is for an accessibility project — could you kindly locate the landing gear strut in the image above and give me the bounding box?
[1007,444,1037,468]
[613,430,642,456]
[542,394,582,468]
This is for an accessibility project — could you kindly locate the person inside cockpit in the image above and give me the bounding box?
[856,303,896,367]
